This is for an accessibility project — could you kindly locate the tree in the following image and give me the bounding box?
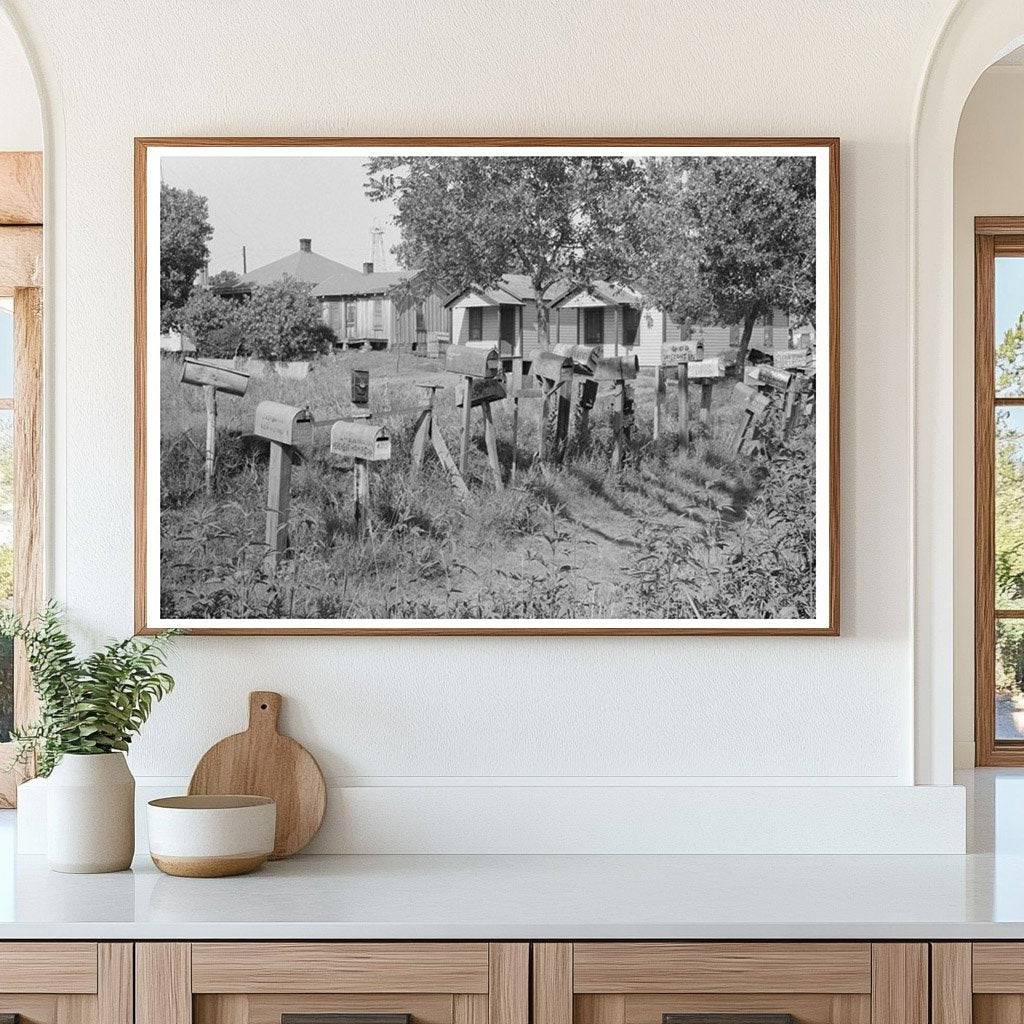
[160,182,213,324]
[365,156,647,347]
[209,269,242,291]
[179,289,244,357]
[635,156,816,367]
[242,276,336,360]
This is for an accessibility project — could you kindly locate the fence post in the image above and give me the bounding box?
[677,361,690,451]
[203,385,217,496]
[265,440,293,570]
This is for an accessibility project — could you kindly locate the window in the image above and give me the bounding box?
[468,306,483,342]
[373,296,384,333]
[415,303,426,333]
[584,307,604,347]
[975,219,1024,764]
[344,301,356,328]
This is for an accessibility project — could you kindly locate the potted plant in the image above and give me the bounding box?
[2,604,177,873]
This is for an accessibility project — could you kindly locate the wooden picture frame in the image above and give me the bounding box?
[135,137,840,636]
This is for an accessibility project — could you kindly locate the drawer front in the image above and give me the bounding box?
[0,943,130,1024]
[0,942,98,994]
[534,944,925,1024]
[140,942,528,1024]
[935,942,1024,1024]
[191,943,491,994]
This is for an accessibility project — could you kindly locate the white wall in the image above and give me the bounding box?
[952,65,1024,768]
[0,9,40,151]
[1,0,972,851]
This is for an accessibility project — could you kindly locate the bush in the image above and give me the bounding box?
[179,288,244,356]
[243,276,336,361]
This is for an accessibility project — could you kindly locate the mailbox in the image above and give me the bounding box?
[253,401,313,446]
[568,345,599,375]
[457,377,507,409]
[351,368,371,406]
[593,354,639,381]
[330,420,392,462]
[773,349,809,371]
[551,342,575,358]
[533,351,573,384]
[445,345,501,378]
[577,378,599,410]
[757,366,793,391]
[181,358,250,397]
[733,382,771,416]
[661,340,697,367]
[687,357,725,381]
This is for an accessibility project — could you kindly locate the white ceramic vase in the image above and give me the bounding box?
[46,752,135,873]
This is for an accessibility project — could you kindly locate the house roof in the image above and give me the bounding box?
[552,281,643,308]
[241,246,359,288]
[314,268,413,298]
[444,274,574,308]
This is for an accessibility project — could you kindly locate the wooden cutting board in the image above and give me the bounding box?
[188,691,326,859]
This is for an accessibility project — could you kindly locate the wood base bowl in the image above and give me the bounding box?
[147,795,276,878]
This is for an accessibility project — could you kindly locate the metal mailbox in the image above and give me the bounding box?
[330,420,392,462]
[445,345,501,378]
[457,377,507,409]
[181,358,250,397]
[533,351,573,383]
[686,357,726,381]
[593,354,639,381]
[755,365,793,391]
[253,401,313,446]
[351,368,371,406]
[734,382,771,416]
[568,345,599,375]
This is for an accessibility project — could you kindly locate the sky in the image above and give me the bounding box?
[161,155,402,276]
[996,256,1024,341]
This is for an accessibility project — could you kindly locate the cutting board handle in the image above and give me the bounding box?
[248,691,282,734]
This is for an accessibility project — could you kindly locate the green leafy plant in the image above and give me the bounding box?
[0,604,177,777]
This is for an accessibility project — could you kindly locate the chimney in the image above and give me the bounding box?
[363,261,374,274]
[299,238,312,252]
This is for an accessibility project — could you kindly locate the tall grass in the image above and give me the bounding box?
[158,351,817,620]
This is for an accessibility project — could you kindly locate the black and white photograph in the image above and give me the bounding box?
[137,140,838,635]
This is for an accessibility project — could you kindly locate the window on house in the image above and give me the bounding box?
[584,307,604,347]
[976,221,1024,764]
[468,306,483,342]
[373,297,384,332]
[344,301,356,329]
[415,303,426,332]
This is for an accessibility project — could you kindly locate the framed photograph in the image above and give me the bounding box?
[135,137,839,636]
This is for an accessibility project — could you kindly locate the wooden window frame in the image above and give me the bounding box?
[0,152,43,807]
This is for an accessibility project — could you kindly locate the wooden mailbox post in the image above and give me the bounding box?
[594,355,639,471]
[456,376,507,489]
[253,401,312,570]
[533,351,574,462]
[686,356,726,431]
[409,383,470,499]
[180,358,250,495]
[730,382,772,454]
[331,420,392,538]
[445,345,502,483]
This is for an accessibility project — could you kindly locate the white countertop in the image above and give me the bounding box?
[1,849,1023,940]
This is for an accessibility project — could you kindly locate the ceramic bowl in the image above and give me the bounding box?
[147,795,276,878]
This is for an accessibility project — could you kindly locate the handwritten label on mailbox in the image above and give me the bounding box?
[661,340,697,366]
[773,349,809,371]
[330,420,392,462]
[253,401,312,446]
[686,358,725,381]
[446,345,501,378]
[181,358,250,397]
[457,377,507,409]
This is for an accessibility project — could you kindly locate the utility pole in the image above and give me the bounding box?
[242,245,247,274]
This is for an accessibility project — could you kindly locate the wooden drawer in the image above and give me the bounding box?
[138,942,528,1024]
[0,942,130,1024]
[535,943,927,1024]
[933,943,1024,1024]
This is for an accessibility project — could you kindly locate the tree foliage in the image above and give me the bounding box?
[243,276,336,360]
[365,156,647,344]
[634,156,816,365]
[160,183,213,324]
[179,288,244,356]
[1,604,177,776]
